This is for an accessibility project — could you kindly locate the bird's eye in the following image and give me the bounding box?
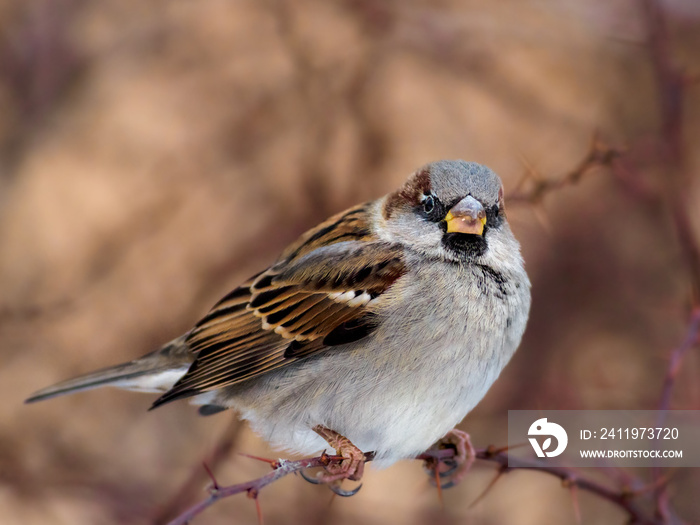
[423,195,435,214]
[485,203,503,229]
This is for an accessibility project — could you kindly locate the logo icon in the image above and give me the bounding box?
[528,418,568,458]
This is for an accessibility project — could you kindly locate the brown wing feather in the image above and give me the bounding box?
[151,204,406,408]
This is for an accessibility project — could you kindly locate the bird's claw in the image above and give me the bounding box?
[312,425,366,483]
[299,468,322,485]
[297,427,368,497]
[328,480,362,497]
[298,468,363,496]
[424,428,475,489]
[424,457,459,482]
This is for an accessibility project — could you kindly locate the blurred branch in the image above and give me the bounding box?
[168,445,660,525]
[0,300,74,324]
[656,308,700,416]
[0,0,85,166]
[640,0,700,307]
[470,448,659,525]
[651,306,700,521]
[509,133,622,205]
[640,0,684,162]
[639,0,700,520]
[668,195,700,308]
[152,420,243,525]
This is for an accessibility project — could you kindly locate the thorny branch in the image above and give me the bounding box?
[656,308,700,417]
[166,452,372,525]
[640,0,700,520]
[152,420,243,525]
[509,133,621,205]
[639,0,700,308]
[169,445,662,525]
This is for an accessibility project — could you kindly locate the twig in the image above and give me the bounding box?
[169,446,660,525]
[639,0,700,306]
[651,307,700,522]
[167,451,374,525]
[656,308,700,417]
[509,134,622,205]
[639,0,700,519]
[152,420,243,524]
[669,199,700,307]
[470,448,659,525]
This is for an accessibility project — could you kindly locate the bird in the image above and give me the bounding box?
[26,160,531,489]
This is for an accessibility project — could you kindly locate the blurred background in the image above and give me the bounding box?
[1,0,699,523]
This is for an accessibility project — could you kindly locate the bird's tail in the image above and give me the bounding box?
[25,336,193,404]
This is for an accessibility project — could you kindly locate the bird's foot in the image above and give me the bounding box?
[312,425,366,483]
[424,428,475,488]
[299,426,365,496]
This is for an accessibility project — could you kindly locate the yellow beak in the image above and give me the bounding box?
[445,196,487,236]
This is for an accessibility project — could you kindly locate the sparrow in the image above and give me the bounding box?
[26,160,531,487]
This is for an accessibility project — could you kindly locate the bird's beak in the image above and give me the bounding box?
[444,195,487,236]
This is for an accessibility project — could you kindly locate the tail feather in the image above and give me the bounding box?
[25,337,193,404]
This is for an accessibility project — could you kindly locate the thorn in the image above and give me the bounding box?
[483,444,500,458]
[469,468,505,509]
[202,462,219,491]
[496,441,531,453]
[247,489,264,525]
[434,463,444,510]
[518,153,543,183]
[512,152,542,196]
[530,201,552,234]
[327,481,362,497]
[585,130,602,162]
[569,483,582,524]
[485,443,511,456]
[630,471,673,495]
[239,452,279,468]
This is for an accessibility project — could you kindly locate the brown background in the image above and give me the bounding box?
[1,1,699,524]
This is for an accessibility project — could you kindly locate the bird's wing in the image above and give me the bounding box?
[151,204,406,407]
